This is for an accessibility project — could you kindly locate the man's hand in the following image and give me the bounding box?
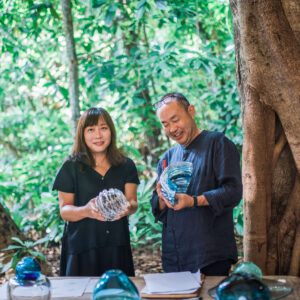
[156,181,173,209]
[173,193,193,210]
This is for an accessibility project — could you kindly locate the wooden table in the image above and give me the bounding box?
[48,275,300,299]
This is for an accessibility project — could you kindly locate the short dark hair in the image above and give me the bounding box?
[152,92,190,111]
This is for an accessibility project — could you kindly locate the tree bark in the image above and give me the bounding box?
[0,204,24,250]
[60,0,80,136]
[230,0,300,275]
[120,4,161,164]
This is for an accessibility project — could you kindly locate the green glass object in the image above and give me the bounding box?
[93,269,140,300]
[234,262,263,279]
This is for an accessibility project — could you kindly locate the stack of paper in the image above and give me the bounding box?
[51,278,90,298]
[142,271,201,295]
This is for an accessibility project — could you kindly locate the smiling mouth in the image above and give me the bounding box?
[94,141,105,146]
[172,132,183,139]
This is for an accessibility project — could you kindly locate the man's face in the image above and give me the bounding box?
[158,101,198,146]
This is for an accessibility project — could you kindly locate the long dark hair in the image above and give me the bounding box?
[70,107,124,167]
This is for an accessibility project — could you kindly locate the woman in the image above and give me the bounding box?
[53,107,139,276]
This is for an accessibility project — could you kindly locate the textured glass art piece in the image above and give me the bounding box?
[95,188,128,221]
[160,161,193,206]
[215,273,270,300]
[233,262,263,279]
[7,257,51,300]
[93,269,140,300]
[208,262,293,300]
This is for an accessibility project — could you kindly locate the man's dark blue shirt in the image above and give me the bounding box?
[151,130,242,272]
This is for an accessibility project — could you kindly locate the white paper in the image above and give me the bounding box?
[50,278,90,298]
[142,271,201,295]
[84,278,99,293]
[0,283,7,300]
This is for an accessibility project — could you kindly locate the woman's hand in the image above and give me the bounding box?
[59,191,105,222]
[115,200,138,220]
[84,198,106,221]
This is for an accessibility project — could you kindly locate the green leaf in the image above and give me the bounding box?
[136,0,147,10]
[93,0,106,8]
[136,5,146,20]
[33,236,50,246]
[105,5,117,26]
[154,0,167,10]
[49,6,59,19]
[58,86,69,99]
[11,252,22,269]
[29,251,46,261]
[10,237,25,246]
[1,245,23,251]
[1,261,12,274]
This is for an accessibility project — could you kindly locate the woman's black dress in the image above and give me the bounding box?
[53,157,139,277]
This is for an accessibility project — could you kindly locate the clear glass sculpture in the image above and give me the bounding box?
[160,161,193,206]
[261,278,293,300]
[95,188,128,221]
[93,269,140,300]
[7,257,51,300]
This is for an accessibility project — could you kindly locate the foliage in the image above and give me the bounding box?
[130,177,162,247]
[233,200,244,236]
[1,237,47,273]
[0,0,243,249]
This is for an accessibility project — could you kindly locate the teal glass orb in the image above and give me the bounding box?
[234,262,263,279]
[93,269,140,300]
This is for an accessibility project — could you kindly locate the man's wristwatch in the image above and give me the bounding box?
[193,196,198,207]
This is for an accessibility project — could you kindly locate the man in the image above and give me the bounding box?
[151,92,242,276]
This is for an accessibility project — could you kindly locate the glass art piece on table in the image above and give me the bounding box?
[234,261,263,279]
[160,161,193,206]
[93,269,140,300]
[95,188,128,221]
[208,261,293,300]
[7,257,51,300]
[215,273,270,300]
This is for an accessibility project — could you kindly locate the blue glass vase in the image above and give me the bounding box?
[93,269,140,300]
[7,257,51,300]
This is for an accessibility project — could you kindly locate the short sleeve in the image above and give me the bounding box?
[123,158,140,184]
[52,160,76,193]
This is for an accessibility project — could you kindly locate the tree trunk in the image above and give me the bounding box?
[0,204,24,250]
[121,20,161,164]
[61,0,80,136]
[230,0,300,275]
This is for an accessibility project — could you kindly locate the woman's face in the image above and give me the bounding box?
[84,117,111,155]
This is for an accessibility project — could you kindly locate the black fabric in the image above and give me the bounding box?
[151,130,242,273]
[53,157,139,276]
[63,246,134,277]
[201,259,233,276]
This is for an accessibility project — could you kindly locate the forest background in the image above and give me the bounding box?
[0,0,243,274]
